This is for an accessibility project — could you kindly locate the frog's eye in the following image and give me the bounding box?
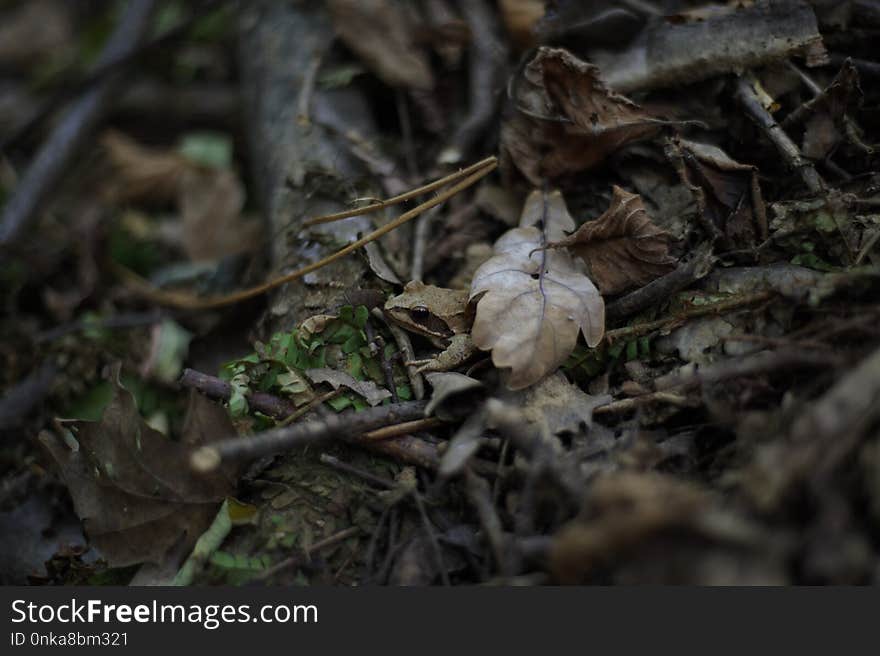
[410,306,430,321]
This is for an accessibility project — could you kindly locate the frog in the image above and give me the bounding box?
[383,280,478,373]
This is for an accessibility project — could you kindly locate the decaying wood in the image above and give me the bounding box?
[598,0,828,92]
[238,0,378,331]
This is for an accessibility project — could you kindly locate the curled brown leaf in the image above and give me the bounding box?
[546,186,676,295]
[668,138,767,249]
[501,47,660,185]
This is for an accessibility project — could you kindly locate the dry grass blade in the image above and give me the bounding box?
[303,156,498,227]
[116,157,498,309]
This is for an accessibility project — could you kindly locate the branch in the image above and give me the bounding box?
[734,76,825,194]
[190,397,430,472]
[179,368,296,420]
[604,290,775,342]
[605,244,716,323]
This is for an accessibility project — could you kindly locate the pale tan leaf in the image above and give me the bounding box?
[547,186,676,295]
[501,47,659,185]
[470,190,605,390]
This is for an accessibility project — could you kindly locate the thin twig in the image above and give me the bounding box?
[653,348,843,392]
[412,488,450,586]
[1,0,230,153]
[734,76,825,194]
[362,504,391,583]
[410,205,441,282]
[372,308,425,400]
[438,0,506,164]
[396,90,419,179]
[605,245,716,323]
[465,468,509,576]
[604,290,775,342]
[191,400,428,472]
[374,334,400,403]
[180,368,296,419]
[319,453,395,489]
[35,310,167,343]
[302,156,496,227]
[361,417,446,441]
[593,391,693,415]
[277,390,341,426]
[251,526,362,583]
[296,49,324,128]
[116,157,498,309]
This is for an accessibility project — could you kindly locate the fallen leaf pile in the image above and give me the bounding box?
[8,0,880,587]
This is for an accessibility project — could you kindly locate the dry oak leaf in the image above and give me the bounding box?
[501,47,660,186]
[546,185,676,295]
[470,189,605,390]
[40,367,238,567]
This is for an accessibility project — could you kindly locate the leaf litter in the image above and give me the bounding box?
[3,0,880,586]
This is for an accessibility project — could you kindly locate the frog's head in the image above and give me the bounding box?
[383,281,464,340]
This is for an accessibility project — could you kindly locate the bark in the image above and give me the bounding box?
[238,0,379,333]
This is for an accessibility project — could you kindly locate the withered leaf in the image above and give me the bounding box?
[800,60,861,160]
[40,368,237,567]
[179,167,261,262]
[547,186,676,295]
[328,0,434,90]
[669,138,767,250]
[101,130,187,205]
[470,190,605,390]
[424,372,485,419]
[518,372,611,442]
[501,47,660,185]
[102,131,261,262]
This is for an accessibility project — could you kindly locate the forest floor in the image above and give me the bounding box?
[2,0,880,585]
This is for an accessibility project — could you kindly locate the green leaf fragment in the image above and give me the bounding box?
[178,131,233,169]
